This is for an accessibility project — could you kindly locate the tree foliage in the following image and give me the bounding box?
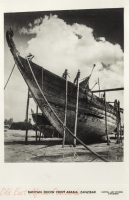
[4,118,13,126]
[4,118,33,130]
[10,122,33,130]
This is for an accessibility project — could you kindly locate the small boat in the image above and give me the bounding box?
[31,109,61,138]
[31,109,51,126]
[6,28,117,144]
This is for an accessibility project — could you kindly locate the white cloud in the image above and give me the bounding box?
[97,37,106,42]
[19,15,124,113]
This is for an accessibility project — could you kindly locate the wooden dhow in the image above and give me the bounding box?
[6,28,117,144]
[31,109,60,138]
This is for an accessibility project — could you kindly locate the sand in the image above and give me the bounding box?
[4,129,123,163]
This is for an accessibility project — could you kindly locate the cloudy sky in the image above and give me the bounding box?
[4,8,124,122]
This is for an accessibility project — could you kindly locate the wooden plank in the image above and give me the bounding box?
[92,87,124,93]
[36,105,38,142]
[62,70,68,148]
[74,70,80,147]
[25,89,30,144]
[104,92,110,145]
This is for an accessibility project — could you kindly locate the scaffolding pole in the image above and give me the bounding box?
[25,89,30,145]
[104,92,110,145]
[118,101,122,143]
[74,70,80,147]
[52,127,55,138]
[36,104,38,142]
[62,69,68,148]
[92,87,124,93]
[116,100,121,144]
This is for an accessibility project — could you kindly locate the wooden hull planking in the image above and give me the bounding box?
[13,56,117,143]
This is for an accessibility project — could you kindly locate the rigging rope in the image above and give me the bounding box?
[4,63,16,90]
[26,58,108,162]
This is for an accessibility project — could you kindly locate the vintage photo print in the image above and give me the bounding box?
[1,0,129,199]
[4,8,124,163]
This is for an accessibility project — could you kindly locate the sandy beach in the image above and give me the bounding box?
[4,129,123,163]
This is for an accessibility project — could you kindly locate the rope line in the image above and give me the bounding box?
[4,63,16,90]
[26,58,108,162]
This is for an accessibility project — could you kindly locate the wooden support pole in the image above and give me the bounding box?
[52,127,54,138]
[39,129,41,141]
[43,124,45,139]
[91,82,97,90]
[62,69,68,148]
[36,104,38,142]
[104,92,110,145]
[92,87,124,93]
[4,63,16,90]
[74,70,80,147]
[90,64,96,77]
[118,101,122,143]
[116,101,120,144]
[40,114,44,140]
[25,89,30,145]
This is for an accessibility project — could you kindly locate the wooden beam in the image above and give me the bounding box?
[52,127,54,138]
[116,101,122,144]
[62,69,68,148]
[119,101,122,143]
[25,89,30,145]
[92,87,124,93]
[36,105,38,142]
[104,92,110,145]
[74,70,80,147]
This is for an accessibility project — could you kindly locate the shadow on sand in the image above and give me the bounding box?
[4,139,63,147]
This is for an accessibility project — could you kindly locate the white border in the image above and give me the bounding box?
[1,0,129,199]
